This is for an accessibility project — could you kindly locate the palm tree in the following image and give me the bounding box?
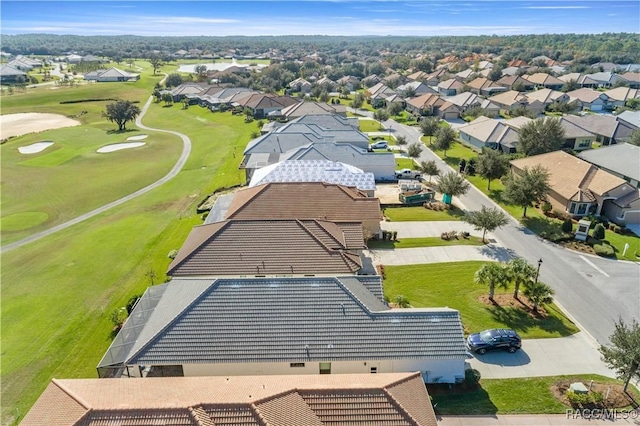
[508,258,537,299]
[394,295,410,308]
[523,281,555,313]
[474,263,510,301]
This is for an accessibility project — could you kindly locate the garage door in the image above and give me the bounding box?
[590,104,603,111]
[443,112,459,119]
[622,210,640,224]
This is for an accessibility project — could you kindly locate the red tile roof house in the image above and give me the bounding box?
[23,373,438,426]
[167,219,366,277]
[224,182,383,239]
[510,151,639,224]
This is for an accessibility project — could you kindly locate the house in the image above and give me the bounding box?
[365,82,397,108]
[525,88,570,111]
[488,91,545,115]
[604,87,640,108]
[289,77,312,93]
[585,72,625,88]
[97,275,468,383]
[437,78,464,96]
[423,68,449,86]
[7,55,41,71]
[397,80,435,98]
[249,160,376,196]
[167,219,365,277]
[523,73,565,90]
[579,143,640,189]
[509,59,529,68]
[457,116,522,152]
[496,75,535,91]
[619,72,640,88]
[558,73,599,89]
[236,93,299,118]
[466,77,507,96]
[406,93,461,119]
[0,64,27,83]
[83,67,140,82]
[554,117,596,151]
[616,110,640,128]
[407,70,430,82]
[562,115,638,146]
[23,373,438,426]
[510,151,639,224]
[361,74,381,87]
[196,86,255,108]
[223,182,383,236]
[280,142,397,182]
[167,82,212,101]
[565,88,612,112]
[336,75,360,91]
[280,101,346,119]
[445,92,501,117]
[315,76,337,91]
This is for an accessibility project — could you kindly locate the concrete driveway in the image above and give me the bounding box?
[467,332,614,379]
[368,244,514,265]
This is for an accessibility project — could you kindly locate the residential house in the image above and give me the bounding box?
[7,55,41,71]
[195,86,255,108]
[496,75,535,92]
[23,373,438,426]
[562,115,638,146]
[510,151,639,224]
[467,77,507,97]
[445,92,501,117]
[289,77,313,94]
[407,70,430,82]
[361,74,381,88]
[336,75,360,91]
[525,88,570,111]
[97,275,468,383]
[566,88,612,112]
[0,64,27,83]
[167,219,365,277]
[315,76,337,91]
[558,73,599,89]
[249,160,376,196]
[236,93,299,119]
[437,78,464,96]
[457,116,522,152]
[397,80,435,98]
[616,110,640,128]
[523,73,564,90]
[500,66,522,77]
[223,182,383,235]
[280,101,346,119]
[406,93,460,119]
[591,62,620,72]
[455,68,478,80]
[556,117,596,151]
[167,82,211,101]
[508,59,529,68]
[619,72,640,88]
[365,82,398,108]
[579,143,640,189]
[488,91,545,115]
[83,67,140,82]
[585,71,625,88]
[423,68,450,86]
[382,72,405,87]
[604,87,640,109]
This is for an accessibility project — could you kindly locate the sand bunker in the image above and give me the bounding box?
[126,134,148,141]
[1,113,81,140]
[18,141,54,154]
[97,142,146,153]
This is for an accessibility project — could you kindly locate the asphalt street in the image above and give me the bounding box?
[382,117,640,346]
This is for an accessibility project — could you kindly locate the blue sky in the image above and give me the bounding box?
[1,1,638,37]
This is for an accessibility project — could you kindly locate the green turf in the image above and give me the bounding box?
[368,236,483,249]
[0,74,253,424]
[395,157,415,170]
[430,374,640,415]
[383,206,465,221]
[0,211,49,231]
[359,118,384,132]
[383,262,579,339]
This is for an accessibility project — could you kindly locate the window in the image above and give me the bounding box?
[290,363,305,368]
[370,367,377,374]
[577,203,588,215]
[578,140,591,148]
[569,203,576,214]
[319,362,331,375]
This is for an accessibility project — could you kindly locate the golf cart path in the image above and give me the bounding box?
[1,95,192,253]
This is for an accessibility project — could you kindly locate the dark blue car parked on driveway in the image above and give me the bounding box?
[467,328,522,355]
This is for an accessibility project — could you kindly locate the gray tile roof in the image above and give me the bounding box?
[578,143,640,182]
[99,277,466,368]
[288,142,396,167]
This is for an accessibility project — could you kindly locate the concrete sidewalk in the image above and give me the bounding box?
[367,244,514,265]
[437,413,639,425]
[381,221,482,238]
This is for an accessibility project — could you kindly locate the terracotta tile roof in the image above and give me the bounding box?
[510,151,626,200]
[167,219,364,276]
[523,73,564,86]
[225,182,383,223]
[406,93,444,110]
[23,373,437,426]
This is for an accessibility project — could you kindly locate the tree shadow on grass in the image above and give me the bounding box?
[487,303,577,337]
[106,128,139,135]
[428,383,498,415]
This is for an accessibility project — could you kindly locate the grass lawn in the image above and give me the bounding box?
[430,375,638,415]
[359,118,384,132]
[368,236,483,249]
[383,262,579,339]
[383,205,466,221]
[395,157,415,170]
[1,79,253,425]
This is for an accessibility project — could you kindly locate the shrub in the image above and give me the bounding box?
[464,368,481,388]
[464,158,476,175]
[613,225,622,234]
[125,295,141,314]
[168,249,178,259]
[592,223,605,240]
[109,307,128,330]
[593,243,615,257]
[541,201,552,215]
[591,391,604,405]
[561,219,573,233]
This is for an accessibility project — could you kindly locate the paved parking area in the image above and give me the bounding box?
[467,332,615,379]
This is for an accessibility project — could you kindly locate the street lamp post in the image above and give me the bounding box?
[535,258,543,284]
